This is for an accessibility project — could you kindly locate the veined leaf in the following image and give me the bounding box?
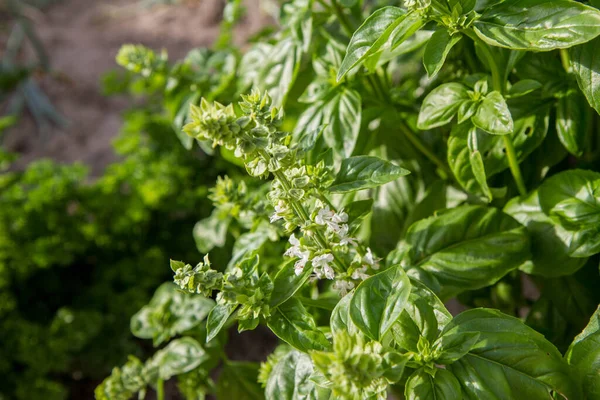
[417,83,470,129]
[570,36,600,114]
[556,92,591,157]
[266,350,322,400]
[423,29,462,77]
[471,91,513,135]
[405,368,462,400]
[565,306,600,399]
[328,156,410,193]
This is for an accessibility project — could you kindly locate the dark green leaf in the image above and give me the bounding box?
[433,331,480,364]
[446,308,580,399]
[328,156,410,193]
[474,0,600,50]
[570,36,600,114]
[471,91,513,135]
[268,298,331,352]
[270,260,313,308]
[343,199,374,234]
[565,306,600,399]
[423,29,462,77]
[349,266,411,340]
[556,93,591,157]
[405,368,462,400]
[417,83,470,129]
[507,79,542,98]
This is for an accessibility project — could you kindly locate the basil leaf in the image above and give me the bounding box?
[268,298,332,352]
[570,36,600,114]
[470,149,492,202]
[507,79,542,98]
[556,92,591,157]
[148,337,207,380]
[217,361,264,400]
[446,308,580,399]
[270,259,313,308]
[504,191,587,277]
[344,199,374,234]
[417,83,470,129]
[330,292,358,335]
[193,211,229,253]
[349,266,411,340]
[206,302,236,342]
[131,283,215,346]
[471,91,513,135]
[423,29,462,77]
[405,368,462,400]
[400,205,530,299]
[328,156,410,193]
[433,331,480,364]
[266,350,320,400]
[337,7,423,80]
[565,306,600,399]
[539,169,600,235]
[474,0,600,51]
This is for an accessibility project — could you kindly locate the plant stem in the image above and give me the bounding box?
[330,0,355,37]
[560,49,571,73]
[156,379,164,400]
[398,120,451,180]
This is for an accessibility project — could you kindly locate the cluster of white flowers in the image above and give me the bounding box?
[284,234,311,275]
[314,205,358,247]
[284,234,336,280]
[269,200,290,223]
[332,248,382,295]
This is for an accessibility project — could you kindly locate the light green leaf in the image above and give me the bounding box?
[338,7,423,80]
[446,308,580,399]
[405,368,462,400]
[330,292,357,335]
[565,305,600,399]
[570,36,600,114]
[268,298,332,352]
[270,259,313,308]
[417,83,470,129]
[474,0,600,50]
[433,331,480,364]
[423,29,462,77]
[470,150,492,202]
[193,211,229,253]
[471,91,513,135]
[328,156,410,193]
[349,266,411,340]
[217,362,264,400]
[149,337,207,380]
[399,205,530,299]
[206,302,236,342]
[504,191,587,276]
[266,350,320,400]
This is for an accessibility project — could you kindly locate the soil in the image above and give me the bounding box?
[3,0,270,175]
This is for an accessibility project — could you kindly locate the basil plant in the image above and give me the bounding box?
[98,0,600,399]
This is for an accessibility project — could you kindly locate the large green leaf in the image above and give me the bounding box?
[328,156,410,193]
[405,368,462,400]
[206,302,236,342]
[539,170,600,234]
[148,337,208,380]
[268,298,331,352]
[556,93,591,157]
[337,7,423,79]
[417,83,470,129]
[130,283,215,346]
[349,266,411,340]
[330,292,358,335]
[565,306,600,399]
[504,191,587,277]
[474,0,600,51]
[423,29,462,77]
[570,36,600,114]
[399,205,530,298]
[217,361,264,400]
[270,259,313,308]
[446,309,580,399]
[471,91,513,135]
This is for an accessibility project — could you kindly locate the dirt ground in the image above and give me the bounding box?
[3,0,270,175]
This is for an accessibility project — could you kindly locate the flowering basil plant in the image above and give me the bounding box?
[97,0,600,399]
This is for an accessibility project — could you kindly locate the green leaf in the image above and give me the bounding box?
[570,36,600,114]
[130,283,215,346]
[330,292,357,335]
[538,169,600,245]
[417,83,470,129]
[433,331,480,364]
[556,93,591,157]
[217,361,264,400]
[474,0,600,51]
[504,191,587,276]
[446,308,580,399]
[405,368,462,400]
[268,298,331,352]
[337,7,423,80]
[193,212,229,253]
[269,260,313,308]
[349,266,411,340]
[399,205,530,299]
[392,279,452,352]
[294,88,362,159]
[266,350,320,400]
[423,29,462,77]
[471,91,513,135]
[206,302,236,342]
[328,156,410,193]
[565,306,600,399]
[149,337,208,380]
[507,79,542,98]
[343,199,374,234]
[470,149,492,202]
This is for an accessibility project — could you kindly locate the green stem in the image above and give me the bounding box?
[398,120,451,180]
[156,379,164,400]
[560,49,571,73]
[465,30,527,196]
[330,0,355,37]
